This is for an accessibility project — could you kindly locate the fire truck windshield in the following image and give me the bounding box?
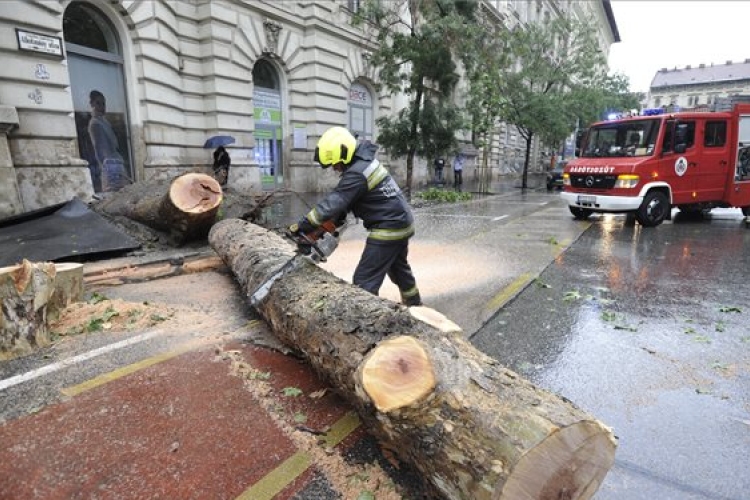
[582,119,660,158]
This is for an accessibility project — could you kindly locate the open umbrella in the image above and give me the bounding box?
[203,135,235,149]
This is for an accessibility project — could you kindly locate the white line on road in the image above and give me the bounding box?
[492,215,509,221]
[0,329,164,392]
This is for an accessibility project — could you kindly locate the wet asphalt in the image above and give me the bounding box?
[2,178,749,499]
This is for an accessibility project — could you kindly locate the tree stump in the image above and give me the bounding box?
[0,260,56,359]
[209,219,617,500]
[94,173,223,245]
[47,263,84,322]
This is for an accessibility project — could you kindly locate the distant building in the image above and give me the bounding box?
[647,60,750,111]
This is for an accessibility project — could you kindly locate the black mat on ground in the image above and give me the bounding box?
[0,198,140,267]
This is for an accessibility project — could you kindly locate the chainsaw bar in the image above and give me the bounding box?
[248,255,303,307]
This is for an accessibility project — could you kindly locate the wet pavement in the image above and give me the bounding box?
[473,210,750,500]
[5,177,579,500]
[4,176,746,499]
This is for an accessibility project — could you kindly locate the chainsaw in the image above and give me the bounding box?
[248,218,348,307]
[286,218,346,263]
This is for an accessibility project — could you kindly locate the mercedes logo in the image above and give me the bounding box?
[585,176,595,187]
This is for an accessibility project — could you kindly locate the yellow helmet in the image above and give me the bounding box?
[314,126,356,168]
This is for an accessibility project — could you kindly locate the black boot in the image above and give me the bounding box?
[402,292,423,307]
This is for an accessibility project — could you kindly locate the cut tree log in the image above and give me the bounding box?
[94,173,223,245]
[0,260,56,359]
[209,219,617,500]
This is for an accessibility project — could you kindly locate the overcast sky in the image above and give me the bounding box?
[607,1,750,94]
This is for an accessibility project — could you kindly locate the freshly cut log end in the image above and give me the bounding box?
[498,421,617,500]
[408,305,462,333]
[169,173,222,213]
[360,335,436,413]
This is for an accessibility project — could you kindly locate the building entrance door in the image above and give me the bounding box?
[255,126,282,190]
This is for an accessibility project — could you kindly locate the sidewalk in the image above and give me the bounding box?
[0,179,586,499]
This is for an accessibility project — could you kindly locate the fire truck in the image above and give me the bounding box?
[561,99,750,227]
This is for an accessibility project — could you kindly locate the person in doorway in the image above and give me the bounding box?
[433,157,445,183]
[291,126,422,306]
[213,145,231,187]
[453,152,464,190]
[88,90,126,192]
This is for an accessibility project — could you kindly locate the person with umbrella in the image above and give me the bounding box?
[204,135,234,187]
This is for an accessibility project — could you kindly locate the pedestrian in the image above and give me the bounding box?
[291,126,422,306]
[433,157,445,184]
[213,145,231,187]
[453,153,464,190]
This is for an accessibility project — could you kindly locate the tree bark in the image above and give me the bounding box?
[209,219,617,500]
[94,173,223,245]
[0,260,56,359]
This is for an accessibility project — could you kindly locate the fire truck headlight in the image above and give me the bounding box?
[563,173,570,186]
[615,174,639,189]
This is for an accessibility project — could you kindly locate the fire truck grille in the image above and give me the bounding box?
[570,175,617,190]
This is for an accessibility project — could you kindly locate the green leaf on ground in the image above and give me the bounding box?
[293,412,307,424]
[534,278,551,289]
[614,324,638,332]
[719,306,742,313]
[601,310,617,322]
[88,292,108,304]
[715,321,726,332]
[692,335,712,344]
[282,387,303,397]
[563,290,581,301]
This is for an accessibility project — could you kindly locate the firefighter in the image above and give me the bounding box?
[291,126,422,306]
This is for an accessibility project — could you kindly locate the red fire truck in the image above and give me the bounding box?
[561,100,750,227]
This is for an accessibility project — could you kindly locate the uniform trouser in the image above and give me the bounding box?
[353,238,421,305]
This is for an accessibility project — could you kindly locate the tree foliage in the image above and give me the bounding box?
[469,14,638,189]
[355,0,479,195]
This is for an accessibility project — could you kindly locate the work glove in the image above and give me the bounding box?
[289,217,315,235]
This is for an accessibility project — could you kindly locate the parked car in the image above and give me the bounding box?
[546,160,567,191]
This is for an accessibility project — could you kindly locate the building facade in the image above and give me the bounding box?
[0,0,618,218]
[647,60,750,111]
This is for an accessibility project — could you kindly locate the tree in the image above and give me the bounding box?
[498,15,628,188]
[355,0,479,196]
[465,7,512,193]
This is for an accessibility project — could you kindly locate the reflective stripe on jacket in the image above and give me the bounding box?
[305,142,414,242]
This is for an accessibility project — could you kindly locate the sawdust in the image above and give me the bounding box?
[220,348,407,500]
[48,296,177,338]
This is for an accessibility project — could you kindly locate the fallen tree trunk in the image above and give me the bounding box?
[209,219,617,500]
[94,173,222,245]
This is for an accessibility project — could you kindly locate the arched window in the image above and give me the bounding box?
[348,83,373,142]
[253,60,280,90]
[63,2,119,54]
[64,1,132,192]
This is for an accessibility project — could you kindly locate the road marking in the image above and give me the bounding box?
[0,329,165,392]
[492,215,509,221]
[474,273,534,338]
[60,341,198,397]
[235,412,361,500]
[236,451,312,500]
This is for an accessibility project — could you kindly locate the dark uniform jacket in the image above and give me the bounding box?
[304,142,414,243]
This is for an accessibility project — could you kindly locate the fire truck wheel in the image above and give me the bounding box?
[636,191,669,227]
[742,206,750,217]
[569,206,592,220]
